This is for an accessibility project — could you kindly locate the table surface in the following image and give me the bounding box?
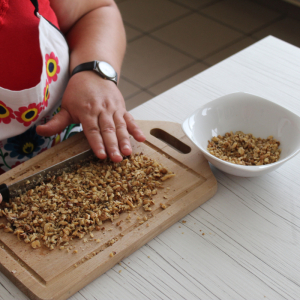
[1,36,300,300]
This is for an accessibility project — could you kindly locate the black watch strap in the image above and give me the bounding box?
[71,62,97,76]
[71,61,118,85]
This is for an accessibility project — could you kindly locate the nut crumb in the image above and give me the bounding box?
[160,203,167,209]
[31,240,41,249]
[73,250,78,254]
[2,153,175,250]
[207,131,281,165]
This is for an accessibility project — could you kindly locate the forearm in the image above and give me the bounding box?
[51,0,126,77]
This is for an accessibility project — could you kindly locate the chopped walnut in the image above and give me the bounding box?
[160,203,167,209]
[31,240,41,249]
[207,131,281,165]
[1,153,175,250]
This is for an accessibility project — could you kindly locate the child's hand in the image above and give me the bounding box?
[36,71,145,162]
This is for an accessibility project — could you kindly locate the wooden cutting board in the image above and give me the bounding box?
[0,120,217,300]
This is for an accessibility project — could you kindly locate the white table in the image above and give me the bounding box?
[1,36,300,300]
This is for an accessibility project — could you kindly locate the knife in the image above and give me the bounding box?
[0,149,95,203]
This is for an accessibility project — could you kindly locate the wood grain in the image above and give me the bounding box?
[0,121,217,300]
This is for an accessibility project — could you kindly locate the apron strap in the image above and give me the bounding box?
[30,0,39,16]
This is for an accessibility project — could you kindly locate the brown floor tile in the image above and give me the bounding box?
[251,0,300,21]
[118,78,141,100]
[203,37,257,65]
[125,91,154,111]
[151,13,242,59]
[148,62,208,95]
[124,25,143,42]
[252,17,300,48]
[122,36,194,88]
[118,0,190,32]
[201,0,281,33]
[170,0,218,9]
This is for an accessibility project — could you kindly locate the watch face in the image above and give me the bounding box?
[98,61,116,79]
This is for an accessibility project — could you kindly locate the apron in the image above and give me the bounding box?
[0,0,82,173]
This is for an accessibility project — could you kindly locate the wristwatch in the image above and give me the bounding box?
[71,61,118,85]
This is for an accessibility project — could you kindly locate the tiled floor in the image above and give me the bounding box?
[116,0,300,110]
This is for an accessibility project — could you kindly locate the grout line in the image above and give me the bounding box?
[120,78,156,101]
[142,61,201,91]
[199,36,252,62]
[167,0,223,12]
[250,0,300,21]
[249,0,289,14]
[125,3,286,62]
[121,0,299,102]
[247,15,286,36]
[127,60,209,93]
[198,14,287,63]
[146,34,199,60]
[124,10,195,36]
[196,9,284,36]
[120,76,144,90]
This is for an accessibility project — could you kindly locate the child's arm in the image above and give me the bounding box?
[36,0,145,162]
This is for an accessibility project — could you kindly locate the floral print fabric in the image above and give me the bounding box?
[0,16,82,173]
[46,52,60,83]
[0,101,15,124]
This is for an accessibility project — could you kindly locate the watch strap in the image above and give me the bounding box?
[71,61,97,76]
[71,61,118,85]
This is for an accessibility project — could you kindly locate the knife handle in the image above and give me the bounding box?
[0,184,10,203]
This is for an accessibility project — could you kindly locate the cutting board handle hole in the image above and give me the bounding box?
[150,128,191,154]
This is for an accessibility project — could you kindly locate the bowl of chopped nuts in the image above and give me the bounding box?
[182,92,300,177]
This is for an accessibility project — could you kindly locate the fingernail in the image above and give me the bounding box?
[112,151,121,157]
[122,145,131,151]
[99,149,106,156]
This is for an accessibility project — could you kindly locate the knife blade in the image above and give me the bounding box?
[0,149,95,203]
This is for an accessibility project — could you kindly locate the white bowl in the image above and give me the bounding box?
[182,92,300,177]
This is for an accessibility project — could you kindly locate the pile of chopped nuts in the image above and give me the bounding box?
[207,131,281,165]
[0,153,175,250]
